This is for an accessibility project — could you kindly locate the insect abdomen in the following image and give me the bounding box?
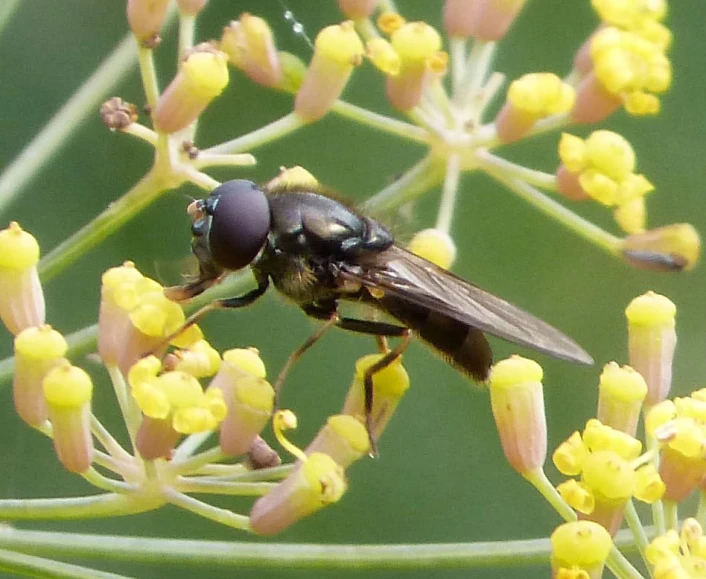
[378,296,493,382]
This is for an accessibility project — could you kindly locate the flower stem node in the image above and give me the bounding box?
[42,361,94,473]
[496,73,575,143]
[488,356,547,475]
[407,228,457,269]
[341,354,410,442]
[625,291,676,407]
[13,325,68,426]
[221,14,283,89]
[127,0,170,46]
[0,222,45,335]
[551,520,612,579]
[386,21,447,111]
[153,44,229,134]
[306,415,370,469]
[294,21,364,122]
[596,362,647,435]
[249,452,347,535]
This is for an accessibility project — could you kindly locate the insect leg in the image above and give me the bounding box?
[362,330,411,457]
[152,280,270,354]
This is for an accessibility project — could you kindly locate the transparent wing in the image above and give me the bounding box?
[340,245,593,365]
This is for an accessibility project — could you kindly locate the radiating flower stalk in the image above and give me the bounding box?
[0,0,702,576]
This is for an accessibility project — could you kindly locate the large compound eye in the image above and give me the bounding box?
[206,180,271,270]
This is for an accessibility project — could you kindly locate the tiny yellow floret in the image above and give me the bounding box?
[315,21,364,66]
[599,362,647,402]
[223,347,267,378]
[182,51,229,98]
[234,375,275,412]
[15,325,67,359]
[0,222,40,269]
[489,355,543,389]
[625,291,676,326]
[408,228,457,269]
[327,415,370,454]
[507,73,575,116]
[551,520,613,567]
[366,38,401,76]
[391,22,442,62]
[355,354,410,397]
[43,362,93,408]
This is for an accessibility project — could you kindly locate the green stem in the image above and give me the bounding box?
[363,155,444,215]
[172,445,225,474]
[163,489,251,530]
[697,491,706,529]
[178,13,196,59]
[0,528,644,570]
[192,153,256,170]
[38,171,171,283]
[663,500,679,531]
[483,166,621,256]
[523,469,576,522]
[204,112,305,155]
[645,434,666,536]
[0,547,137,579]
[0,493,155,520]
[175,477,275,496]
[0,33,137,217]
[623,499,649,564]
[136,46,159,111]
[331,100,430,144]
[476,151,557,190]
[106,365,140,448]
[91,415,132,463]
[435,153,461,234]
[82,468,135,494]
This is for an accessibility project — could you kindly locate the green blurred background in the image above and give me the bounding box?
[0,1,703,578]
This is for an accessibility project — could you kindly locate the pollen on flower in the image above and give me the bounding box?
[315,21,364,66]
[43,362,93,409]
[166,339,221,378]
[626,291,676,326]
[553,431,588,476]
[557,479,595,514]
[377,11,405,35]
[306,414,370,469]
[366,38,401,76]
[596,362,647,435]
[0,222,40,270]
[647,519,706,578]
[266,165,318,191]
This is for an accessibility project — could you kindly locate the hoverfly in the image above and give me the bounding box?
[166,179,593,449]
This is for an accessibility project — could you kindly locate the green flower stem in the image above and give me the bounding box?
[523,469,576,522]
[191,463,248,477]
[435,153,461,234]
[697,491,706,529]
[228,464,293,483]
[173,431,213,460]
[645,435,666,536]
[178,13,196,59]
[484,167,621,257]
[363,155,444,215]
[192,153,256,170]
[623,499,649,563]
[450,38,467,95]
[0,528,643,571]
[0,493,155,520]
[663,500,679,531]
[0,33,137,218]
[477,150,557,191]
[91,451,131,478]
[204,112,305,155]
[0,0,21,36]
[175,477,276,496]
[172,445,225,474]
[91,415,132,463]
[0,547,137,579]
[106,365,140,448]
[163,488,251,530]
[331,100,430,144]
[136,46,160,111]
[82,468,135,494]
[38,171,173,283]
[122,123,158,146]
[455,40,496,119]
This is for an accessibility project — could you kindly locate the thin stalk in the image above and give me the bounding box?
[204,113,305,155]
[331,100,430,144]
[163,489,250,530]
[663,500,679,531]
[435,153,461,234]
[171,445,225,474]
[623,500,650,564]
[477,150,557,190]
[106,365,140,448]
[0,493,155,520]
[363,155,444,215]
[38,171,171,283]
[0,527,645,570]
[485,167,620,256]
[0,548,137,579]
[175,477,275,496]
